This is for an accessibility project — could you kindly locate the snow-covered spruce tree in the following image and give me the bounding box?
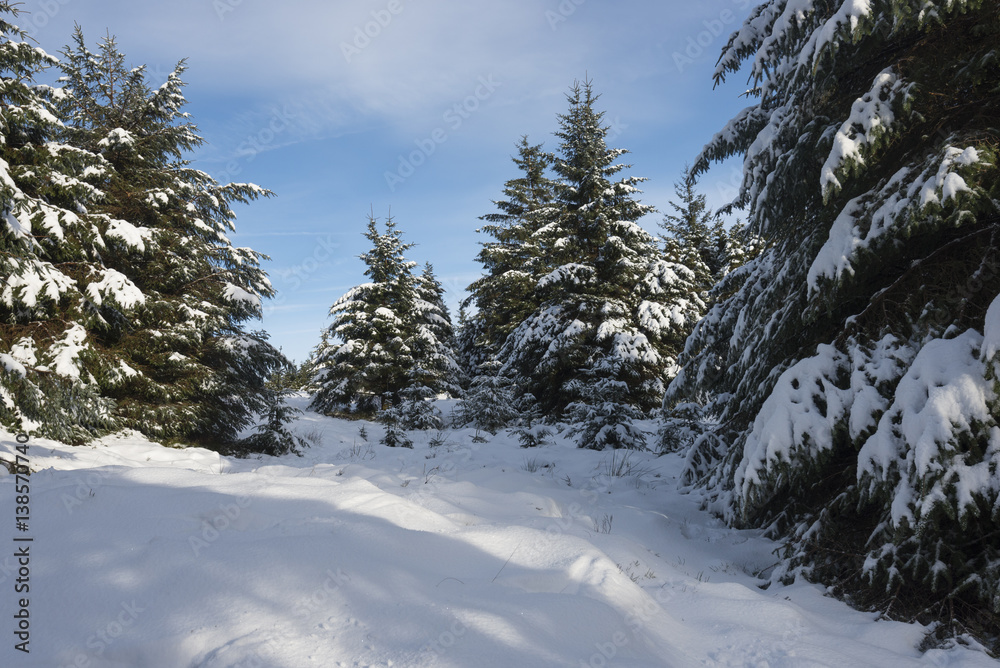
[413,262,464,396]
[377,411,413,449]
[310,215,422,414]
[719,221,764,281]
[463,137,557,368]
[453,359,521,434]
[54,30,289,449]
[376,262,458,436]
[501,81,699,449]
[665,0,1000,644]
[564,364,649,451]
[239,389,308,457]
[660,166,730,291]
[453,305,481,377]
[0,7,117,443]
[378,383,443,433]
[656,179,761,454]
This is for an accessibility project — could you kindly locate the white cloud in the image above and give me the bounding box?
[29,0,725,137]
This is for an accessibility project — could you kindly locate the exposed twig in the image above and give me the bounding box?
[492,543,521,583]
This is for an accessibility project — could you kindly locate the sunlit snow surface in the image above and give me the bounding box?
[1,397,994,667]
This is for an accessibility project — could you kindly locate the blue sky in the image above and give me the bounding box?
[19,0,757,363]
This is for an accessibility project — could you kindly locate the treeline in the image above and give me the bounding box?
[306,81,757,450]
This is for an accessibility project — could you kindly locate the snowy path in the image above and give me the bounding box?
[0,399,994,667]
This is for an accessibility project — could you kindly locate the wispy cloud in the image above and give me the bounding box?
[49,0,705,142]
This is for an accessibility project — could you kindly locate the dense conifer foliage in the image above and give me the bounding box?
[0,8,116,443]
[311,216,462,416]
[462,137,557,368]
[0,15,289,448]
[664,0,1000,644]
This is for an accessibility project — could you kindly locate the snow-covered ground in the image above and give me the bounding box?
[1,396,994,667]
